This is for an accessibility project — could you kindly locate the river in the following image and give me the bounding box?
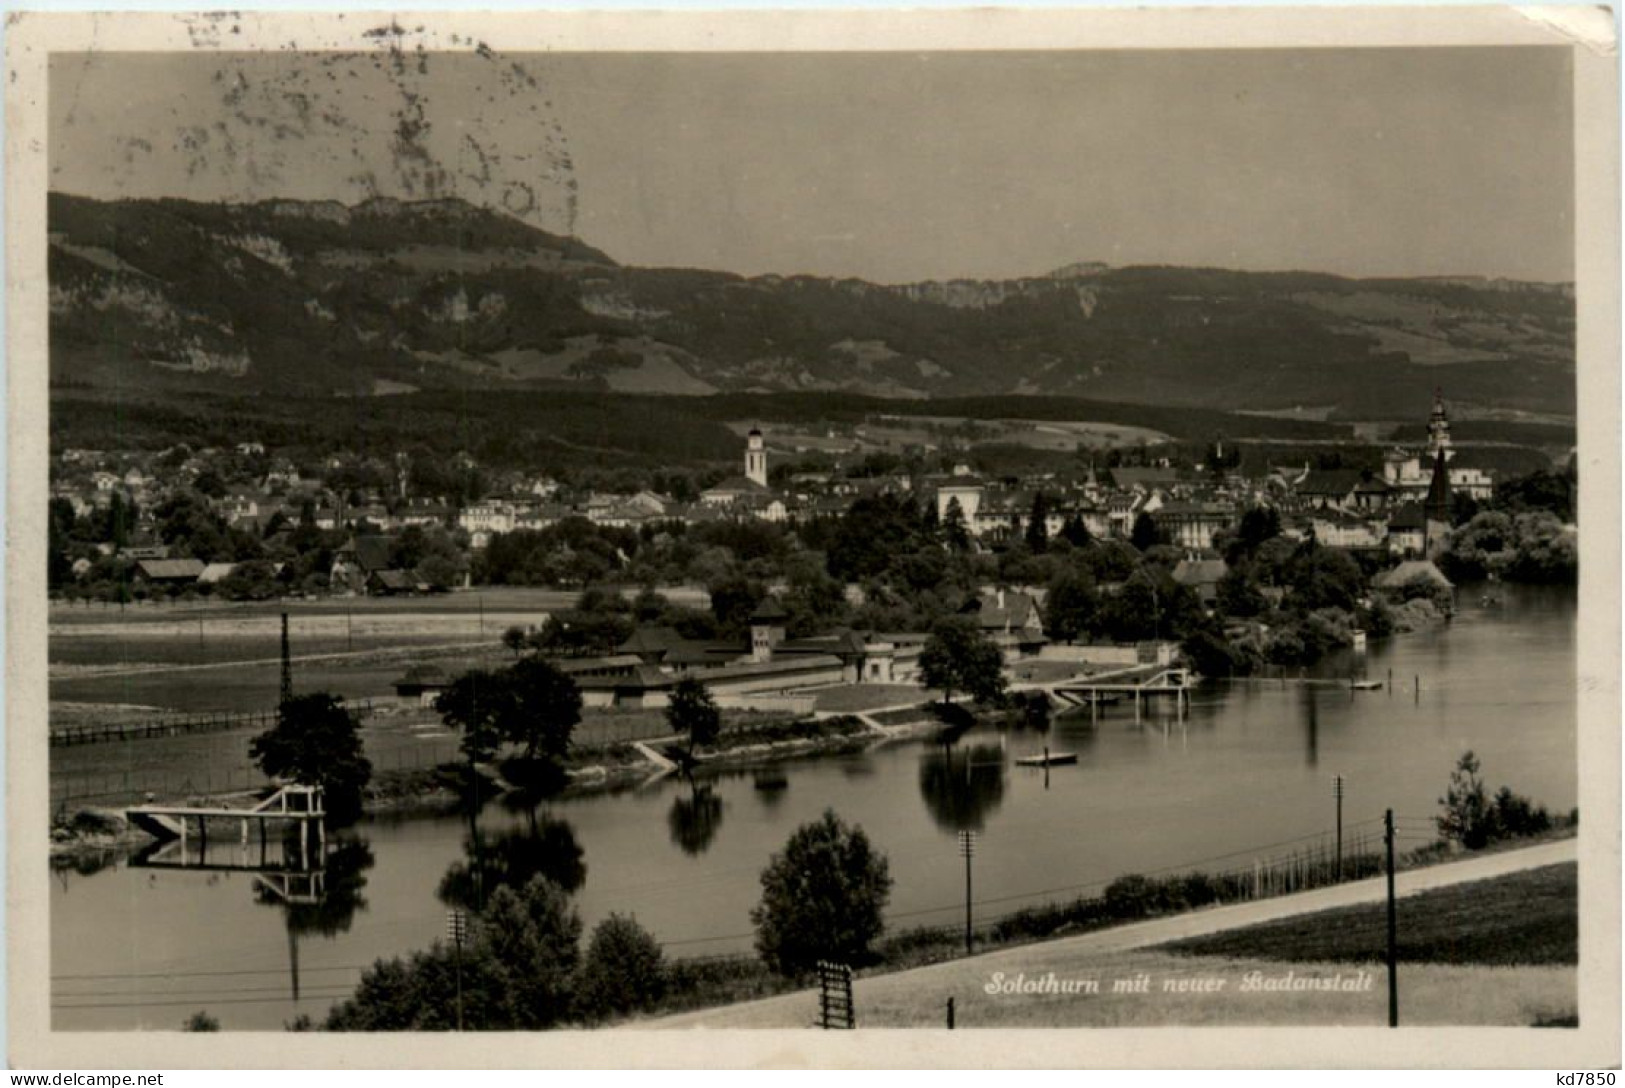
[50,584,1576,1030]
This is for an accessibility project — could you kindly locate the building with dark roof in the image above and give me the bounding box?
[133,558,205,584]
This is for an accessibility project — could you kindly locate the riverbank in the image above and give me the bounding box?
[47,703,948,860]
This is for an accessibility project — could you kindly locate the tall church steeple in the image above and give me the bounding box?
[745,426,768,488]
[1426,389,1452,461]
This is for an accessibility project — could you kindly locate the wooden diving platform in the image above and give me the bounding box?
[126,784,327,866]
[1044,667,1194,721]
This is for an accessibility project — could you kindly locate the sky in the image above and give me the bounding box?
[50,47,1574,283]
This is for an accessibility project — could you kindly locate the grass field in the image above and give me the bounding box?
[842,951,1574,1028]
[49,632,500,670]
[1157,862,1577,967]
[809,684,935,713]
[49,644,515,715]
[643,947,1575,1029]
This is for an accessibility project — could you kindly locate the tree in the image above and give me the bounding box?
[1130,511,1163,551]
[1492,469,1575,523]
[666,675,721,758]
[183,1010,220,1032]
[504,657,582,763]
[530,610,632,657]
[918,615,1007,706]
[1044,570,1099,642]
[1234,506,1283,558]
[216,558,282,601]
[707,574,765,637]
[829,494,930,581]
[575,914,667,1022]
[1437,751,1492,850]
[326,875,581,1031]
[250,693,372,823]
[1285,546,1366,613]
[502,625,528,659]
[477,876,583,1029]
[435,669,513,763]
[750,809,893,977]
[1024,493,1050,554]
[1216,566,1268,618]
[630,586,669,623]
[1058,513,1092,548]
[942,497,971,552]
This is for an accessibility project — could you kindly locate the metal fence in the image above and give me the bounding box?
[50,700,377,748]
[49,726,459,811]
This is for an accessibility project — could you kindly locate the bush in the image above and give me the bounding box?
[182,1010,220,1032]
[1489,786,1552,840]
[1103,874,1159,919]
[326,876,581,1031]
[1437,751,1552,850]
[575,914,667,1022]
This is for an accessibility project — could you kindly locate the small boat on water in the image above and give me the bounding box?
[1015,750,1078,767]
[1350,680,1383,691]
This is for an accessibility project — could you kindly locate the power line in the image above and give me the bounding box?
[52,964,369,982]
[53,991,358,1011]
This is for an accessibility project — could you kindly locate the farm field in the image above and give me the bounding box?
[47,584,709,630]
[49,644,510,715]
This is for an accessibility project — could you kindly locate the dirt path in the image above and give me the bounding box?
[643,837,1577,1029]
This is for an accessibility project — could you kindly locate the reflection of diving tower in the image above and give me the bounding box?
[745,427,768,488]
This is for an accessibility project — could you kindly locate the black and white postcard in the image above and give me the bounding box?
[6,7,1619,1069]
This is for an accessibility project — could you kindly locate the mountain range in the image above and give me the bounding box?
[48,192,1575,421]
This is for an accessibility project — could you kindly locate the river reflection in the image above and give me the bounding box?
[439,811,586,910]
[917,744,1007,833]
[251,838,375,1004]
[667,781,726,857]
[51,586,1578,1029]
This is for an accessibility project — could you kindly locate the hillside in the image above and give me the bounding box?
[48,193,1575,419]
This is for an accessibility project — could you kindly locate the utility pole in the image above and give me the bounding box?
[958,830,977,956]
[279,611,293,707]
[1333,775,1345,881]
[1384,808,1398,1027]
[447,908,468,1031]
